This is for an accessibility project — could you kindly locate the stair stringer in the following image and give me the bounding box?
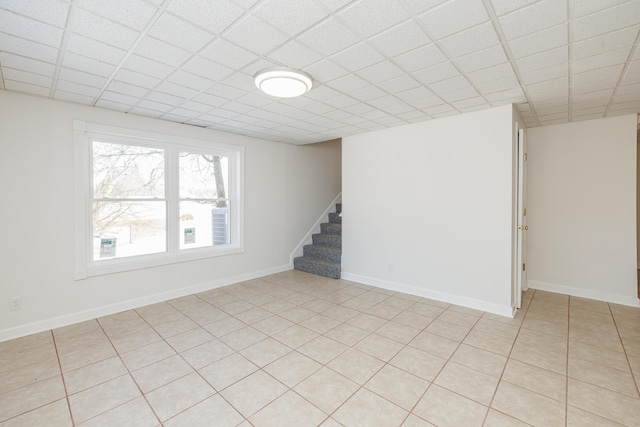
[289,192,342,266]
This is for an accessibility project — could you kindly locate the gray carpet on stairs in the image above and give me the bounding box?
[294,203,341,279]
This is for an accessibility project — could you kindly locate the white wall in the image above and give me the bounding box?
[527,115,638,306]
[0,91,341,341]
[342,105,516,316]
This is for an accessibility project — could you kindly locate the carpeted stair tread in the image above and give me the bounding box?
[303,244,341,263]
[312,233,341,249]
[328,212,342,224]
[294,256,341,279]
[294,202,342,279]
[320,222,342,235]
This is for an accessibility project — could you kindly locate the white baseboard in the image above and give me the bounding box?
[0,264,293,343]
[289,192,342,264]
[528,280,640,307]
[341,272,514,318]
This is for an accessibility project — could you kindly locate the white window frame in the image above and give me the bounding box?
[74,120,244,279]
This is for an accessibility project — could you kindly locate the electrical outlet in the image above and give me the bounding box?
[9,296,22,311]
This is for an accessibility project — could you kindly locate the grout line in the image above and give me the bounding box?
[50,329,76,426]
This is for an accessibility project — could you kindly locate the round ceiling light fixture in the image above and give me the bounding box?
[254,67,313,98]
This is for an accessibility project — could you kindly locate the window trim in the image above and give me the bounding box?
[74,120,244,279]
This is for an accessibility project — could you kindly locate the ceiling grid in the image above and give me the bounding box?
[0,0,638,144]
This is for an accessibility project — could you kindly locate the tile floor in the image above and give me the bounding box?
[1,270,640,426]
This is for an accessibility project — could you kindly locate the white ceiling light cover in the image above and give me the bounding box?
[254,67,313,98]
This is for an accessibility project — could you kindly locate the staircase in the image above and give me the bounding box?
[294,203,342,279]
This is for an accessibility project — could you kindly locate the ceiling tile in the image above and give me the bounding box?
[267,41,324,68]
[507,23,567,58]
[2,68,53,87]
[574,0,633,18]
[62,52,117,77]
[123,55,175,79]
[191,92,229,107]
[146,90,186,105]
[101,89,144,104]
[0,0,69,28]
[411,61,460,86]
[369,20,430,57]
[522,63,568,84]
[305,59,350,83]
[573,48,631,74]
[168,0,243,34]
[0,52,56,76]
[377,75,421,92]
[573,64,624,86]
[326,74,370,92]
[338,0,410,37]
[392,44,448,72]
[573,25,639,59]
[438,21,500,58]
[356,60,405,83]
[574,1,640,41]
[516,46,567,73]
[622,60,640,85]
[4,79,50,96]
[349,85,388,101]
[66,34,126,64]
[225,15,288,55]
[73,8,139,50]
[112,69,160,90]
[0,9,64,48]
[56,80,101,97]
[148,13,214,52]
[54,90,94,104]
[95,99,130,111]
[499,0,567,40]
[205,83,245,100]
[182,56,234,81]
[455,45,509,73]
[58,68,108,88]
[330,42,386,71]
[475,76,520,94]
[395,86,434,102]
[401,0,445,14]
[77,0,157,31]
[468,62,515,84]
[0,33,59,63]
[297,18,360,56]
[439,86,481,102]
[201,38,257,70]
[490,0,540,16]
[527,76,568,94]
[255,0,327,36]
[135,36,193,68]
[484,87,526,103]
[421,0,490,39]
[429,75,469,93]
[106,81,149,98]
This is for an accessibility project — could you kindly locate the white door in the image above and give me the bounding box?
[515,128,528,309]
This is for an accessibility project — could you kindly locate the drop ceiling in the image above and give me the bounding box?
[1,0,639,144]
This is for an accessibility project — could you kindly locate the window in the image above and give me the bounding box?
[75,121,244,278]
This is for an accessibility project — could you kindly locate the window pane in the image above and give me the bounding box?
[179,153,228,199]
[93,201,166,260]
[180,201,231,249]
[93,141,165,199]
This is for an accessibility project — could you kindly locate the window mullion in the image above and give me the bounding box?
[166,147,179,254]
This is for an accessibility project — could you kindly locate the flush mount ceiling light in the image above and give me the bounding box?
[254,67,313,98]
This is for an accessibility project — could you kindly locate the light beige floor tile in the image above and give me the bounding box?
[272,324,319,349]
[333,388,408,427]
[0,376,66,423]
[120,340,175,372]
[365,364,429,411]
[521,316,568,338]
[68,375,140,424]
[298,336,348,364]
[483,409,530,427]
[516,328,568,354]
[347,313,388,332]
[219,300,256,316]
[471,318,519,340]
[569,296,611,314]
[53,321,103,341]
[566,405,626,427]
[0,332,53,355]
[218,326,267,352]
[568,357,638,398]
[294,366,359,414]
[481,312,524,327]
[401,414,437,426]
[0,342,57,376]
[324,323,369,346]
[250,390,326,427]
[463,329,514,356]
[151,317,198,340]
[54,330,110,356]
[240,337,291,367]
[165,327,214,353]
[198,353,258,391]
[300,314,342,334]
[264,351,321,388]
[434,362,499,405]
[439,310,480,328]
[375,321,420,344]
[568,378,640,426]
[328,348,385,385]
[492,381,565,427]
[302,298,337,313]
[502,358,566,402]
[390,346,446,382]
[392,311,435,329]
[413,385,487,427]
[145,372,215,421]
[234,307,272,325]
[0,398,71,427]
[278,306,316,323]
[319,417,346,426]
[58,342,117,373]
[131,354,194,393]
[109,327,162,354]
[354,333,404,362]
[450,344,508,378]
[76,396,158,427]
[407,302,447,318]
[64,356,128,395]
[220,370,287,418]
[322,305,360,322]
[202,316,245,337]
[407,331,460,360]
[365,303,404,320]
[181,339,235,370]
[569,341,631,373]
[163,394,243,427]
[425,319,471,342]
[252,315,294,335]
[0,357,61,395]
[510,341,566,375]
[570,317,618,336]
